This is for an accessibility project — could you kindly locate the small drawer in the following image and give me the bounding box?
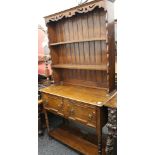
[41,93,48,100]
[64,99,97,128]
[42,93,64,115]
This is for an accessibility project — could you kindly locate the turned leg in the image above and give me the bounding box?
[97,128,102,155]
[96,107,103,155]
[44,109,50,133]
[38,105,43,136]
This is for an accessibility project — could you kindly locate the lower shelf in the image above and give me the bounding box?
[49,125,106,155]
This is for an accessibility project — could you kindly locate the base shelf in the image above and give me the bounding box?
[49,125,106,155]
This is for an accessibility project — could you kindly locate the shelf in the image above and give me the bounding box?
[52,64,107,71]
[49,125,106,155]
[50,37,106,46]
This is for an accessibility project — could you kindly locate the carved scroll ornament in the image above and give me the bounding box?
[45,0,105,24]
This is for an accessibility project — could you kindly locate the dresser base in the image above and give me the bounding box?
[49,125,106,155]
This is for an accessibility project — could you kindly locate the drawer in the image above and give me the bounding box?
[42,93,64,116]
[41,93,48,100]
[64,99,96,128]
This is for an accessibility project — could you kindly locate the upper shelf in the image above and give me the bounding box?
[49,37,106,46]
[52,64,107,71]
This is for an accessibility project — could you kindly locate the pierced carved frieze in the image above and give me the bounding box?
[45,0,105,24]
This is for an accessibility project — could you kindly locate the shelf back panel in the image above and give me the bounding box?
[62,69,107,89]
[47,5,113,91]
[50,40,107,65]
[47,8,106,44]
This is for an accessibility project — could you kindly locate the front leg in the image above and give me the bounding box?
[44,109,50,133]
[97,130,102,155]
[96,107,103,155]
[38,104,43,136]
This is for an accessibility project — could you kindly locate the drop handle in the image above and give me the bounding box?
[88,112,95,120]
[58,102,63,109]
[88,114,93,120]
[69,109,75,115]
[44,100,48,106]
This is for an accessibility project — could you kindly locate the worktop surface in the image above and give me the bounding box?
[40,84,116,108]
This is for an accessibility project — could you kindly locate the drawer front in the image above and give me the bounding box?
[64,99,96,128]
[42,94,97,128]
[42,93,64,116]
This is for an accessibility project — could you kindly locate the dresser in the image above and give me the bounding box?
[40,0,116,154]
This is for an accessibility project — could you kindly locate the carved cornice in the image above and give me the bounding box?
[44,0,105,24]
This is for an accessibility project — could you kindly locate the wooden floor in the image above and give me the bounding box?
[40,84,116,107]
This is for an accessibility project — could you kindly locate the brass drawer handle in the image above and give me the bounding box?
[69,109,75,115]
[88,112,95,121]
[88,114,93,120]
[58,102,63,110]
[44,100,48,106]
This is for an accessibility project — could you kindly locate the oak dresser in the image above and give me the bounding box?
[40,0,116,154]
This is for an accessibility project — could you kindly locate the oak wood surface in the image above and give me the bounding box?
[42,93,98,128]
[40,84,115,107]
[52,64,107,71]
[47,4,114,91]
[63,98,97,128]
[103,91,117,108]
[63,78,107,90]
[44,0,105,23]
[50,37,106,46]
[43,0,116,154]
[38,99,43,105]
[49,125,106,155]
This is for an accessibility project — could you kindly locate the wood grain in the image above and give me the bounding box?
[43,1,116,154]
[52,64,107,70]
[47,5,114,91]
[49,125,106,155]
[40,84,115,107]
